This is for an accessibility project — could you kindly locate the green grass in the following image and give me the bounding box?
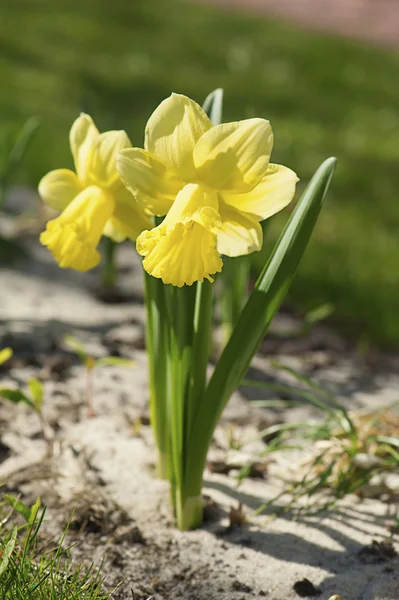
[0,498,116,599]
[1,0,399,345]
[242,364,399,516]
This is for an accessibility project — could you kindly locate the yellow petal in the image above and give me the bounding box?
[193,118,273,192]
[70,113,99,183]
[163,183,220,231]
[110,185,154,241]
[40,186,114,271]
[117,148,183,216]
[103,219,127,243]
[136,183,222,286]
[217,201,263,257]
[222,164,298,220]
[145,93,212,180]
[38,169,83,212]
[89,130,131,188]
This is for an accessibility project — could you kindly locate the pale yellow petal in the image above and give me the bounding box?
[103,219,127,243]
[117,148,183,216]
[89,130,131,188]
[110,185,154,241]
[145,93,212,180]
[70,113,99,182]
[40,186,114,271]
[217,201,262,257]
[38,169,83,212]
[163,183,220,231]
[193,118,273,192]
[223,164,298,220]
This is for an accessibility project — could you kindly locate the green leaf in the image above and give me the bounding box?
[4,494,32,522]
[0,527,17,577]
[64,335,88,365]
[202,88,224,126]
[0,347,12,366]
[27,378,44,412]
[28,496,42,525]
[185,157,337,501]
[305,302,335,326]
[0,388,35,409]
[7,116,40,174]
[96,356,136,368]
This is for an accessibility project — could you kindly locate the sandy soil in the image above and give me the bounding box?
[0,191,398,599]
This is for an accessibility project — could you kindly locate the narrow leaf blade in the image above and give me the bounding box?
[96,357,136,368]
[64,335,88,364]
[202,88,224,126]
[4,494,32,522]
[27,378,44,412]
[0,527,17,577]
[0,388,35,409]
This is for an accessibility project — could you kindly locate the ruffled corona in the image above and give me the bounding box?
[40,186,115,271]
[136,184,222,286]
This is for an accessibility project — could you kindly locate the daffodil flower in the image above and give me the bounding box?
[39,114,153,271]
[117,94,298,287]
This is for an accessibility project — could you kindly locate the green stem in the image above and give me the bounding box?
[144,271,170,479]
[187,280,213,445]
[102,237,117,289]
[166,285,196,509]
[220,256,250,343]
[173,281,213,530]
[157,449,169,480]
[175,494,203,531]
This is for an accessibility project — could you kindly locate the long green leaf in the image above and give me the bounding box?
[185,157,336,498]
[202,88,224,125]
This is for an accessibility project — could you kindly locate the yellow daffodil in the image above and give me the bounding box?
[117,94,298,287]
[39,114,153,271]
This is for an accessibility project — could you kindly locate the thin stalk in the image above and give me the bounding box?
[220,256,250,343]
[187,280,213,442]
[171,281,214,529]
[86,367,95,418]
[144,271,170,479]
[166,284,197,521]
[102,237,117,290]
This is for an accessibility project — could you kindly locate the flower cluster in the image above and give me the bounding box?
[39,94,298,285]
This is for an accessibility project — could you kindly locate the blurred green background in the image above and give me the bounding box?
[1,0,399,346]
